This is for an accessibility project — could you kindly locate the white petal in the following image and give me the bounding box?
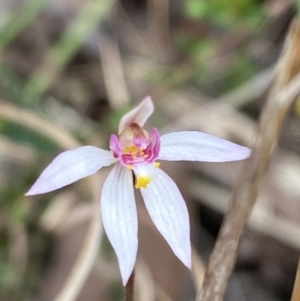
[26,146,117,195]
[118,96,154,133]
[159,131,251,162]
[101,164,138,285]
[140,168,191,268]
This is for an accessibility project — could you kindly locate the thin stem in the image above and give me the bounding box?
[125,270,135,301]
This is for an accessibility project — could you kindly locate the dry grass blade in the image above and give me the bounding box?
[23,0,116,102]
[135,259,155,301]
[52,203,94,236]
[147,0,170,51]
[117,6,150,55]
[292,259,300,301]
[219,66,274,107]
[99,37,130,109]
[0,101,79,149]
[8,223,28,273]
[55,202,102,301]
[0,136,37,164]
[0,100,103,301]
[192,248,205,290]
[39,192,76,234]
[155,284,173,301]
[196,18,300,301]
[0,0,50,50]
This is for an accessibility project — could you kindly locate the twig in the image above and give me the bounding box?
[190,179,300,251]
[196,19,300,301]
[292,259,300,301]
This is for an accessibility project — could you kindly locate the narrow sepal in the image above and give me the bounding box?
[140,168,191,268]
[159,131,251,162]
[26,146,117,195]
[101,164,138,285]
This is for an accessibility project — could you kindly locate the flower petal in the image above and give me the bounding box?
[118,96,154,134]
[26,146,117,195]
[101,164,137,285]
[140,168,191,268]
[159,131,251,162]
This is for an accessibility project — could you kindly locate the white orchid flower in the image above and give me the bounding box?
[26,96,251,285]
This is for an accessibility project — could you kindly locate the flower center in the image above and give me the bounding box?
[122,145,148,159]
[110,123,160,165]
[109,123,161,189]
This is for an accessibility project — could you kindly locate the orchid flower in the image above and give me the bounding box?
[26,96,251,285]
